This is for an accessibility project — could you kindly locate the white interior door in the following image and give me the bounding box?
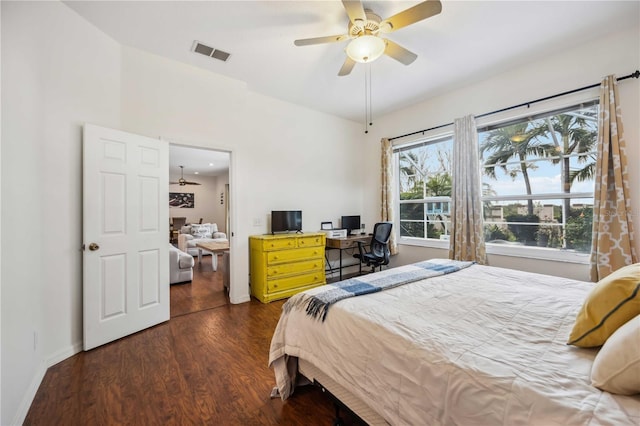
[83,124,169,350]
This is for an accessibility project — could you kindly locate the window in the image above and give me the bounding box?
[478,102,598,254]
[392,101,598,261]
[395,135,453,242]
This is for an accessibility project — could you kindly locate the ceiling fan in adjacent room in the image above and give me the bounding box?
[294,0,442,76]
[170,166,201,186]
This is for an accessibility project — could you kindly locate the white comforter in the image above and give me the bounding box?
[269,263,640,425]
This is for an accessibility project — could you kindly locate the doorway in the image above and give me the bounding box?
[169,144,231,317]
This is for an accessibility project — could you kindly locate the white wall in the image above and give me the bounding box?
[120,46,364,303]
[1,1,122,424]
[3,2,636,424]
[1,6,363,421]
[213,174,229,234]
[0,3,4,421]
[169,171,228,230]
[367,26,640,281]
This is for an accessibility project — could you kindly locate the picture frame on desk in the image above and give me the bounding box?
[321,221,333,230]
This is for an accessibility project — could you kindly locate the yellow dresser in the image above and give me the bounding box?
[249,233,326,303]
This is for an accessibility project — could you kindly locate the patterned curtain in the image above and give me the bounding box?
[381,138,398,255]
[449,115,487,264]
[590,75,637,281]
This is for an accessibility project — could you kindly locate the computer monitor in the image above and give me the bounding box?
[341,215,361,236]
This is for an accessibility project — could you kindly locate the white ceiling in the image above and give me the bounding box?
[169,145,229,177]
[65,0,638,169]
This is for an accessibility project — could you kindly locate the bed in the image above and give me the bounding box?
[269,259,640,425]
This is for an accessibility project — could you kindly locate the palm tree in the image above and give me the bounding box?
[481,182,498,218]
[425,173,451,196]
[541,112,597,215]
[399,151,421,193]
[480,123,554,215]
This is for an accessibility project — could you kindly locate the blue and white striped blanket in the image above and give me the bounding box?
[284,259,474,321]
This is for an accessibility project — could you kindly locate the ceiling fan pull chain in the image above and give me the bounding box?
[364,64,373,134]
[369,64,373,127]
[364,66,369,134]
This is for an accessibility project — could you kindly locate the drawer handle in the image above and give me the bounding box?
[274,284,278,288]
[273,256,278,260]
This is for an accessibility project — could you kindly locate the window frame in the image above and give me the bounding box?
[394,132,454,245]
[392,90,599,264]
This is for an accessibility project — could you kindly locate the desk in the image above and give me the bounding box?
[325,234,370,280]
[195,240,230,271]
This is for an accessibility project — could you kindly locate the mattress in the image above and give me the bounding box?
[269,262,640,425]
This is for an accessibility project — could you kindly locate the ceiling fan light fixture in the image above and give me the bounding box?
[346,34,386,63]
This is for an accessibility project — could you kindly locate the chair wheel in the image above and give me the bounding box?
[333,418,344,426]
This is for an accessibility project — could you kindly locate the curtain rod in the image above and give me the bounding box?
[389,70,640,142]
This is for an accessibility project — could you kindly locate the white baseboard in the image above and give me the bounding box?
[12,360,46,426]
[11,341,83,425]
[230,294,250,304]
[47,341,83,367]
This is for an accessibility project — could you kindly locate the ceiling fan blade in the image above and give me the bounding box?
[183,181,201,185]
[169,181,180,185]
[294,34,348,46]
[379,0,442,33]
[341,0,366,25]
[384,39,418,65]
[338,56,357,76]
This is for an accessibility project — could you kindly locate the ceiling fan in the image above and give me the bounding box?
[170,166,201,186]
[294,0,442,76]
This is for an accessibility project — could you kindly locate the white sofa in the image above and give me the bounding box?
[178,223,227,269]
[169,244,194,284]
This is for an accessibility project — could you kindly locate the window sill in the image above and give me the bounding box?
[486,243,590,264]
[399,237,449,250]
[398,238,590,264]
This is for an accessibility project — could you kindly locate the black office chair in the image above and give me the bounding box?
[354,222,393,274]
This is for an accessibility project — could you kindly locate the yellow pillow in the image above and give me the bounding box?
[568,263,640,347]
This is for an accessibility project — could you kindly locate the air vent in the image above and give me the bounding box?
[192,41,231,62]
[211,49,231,62]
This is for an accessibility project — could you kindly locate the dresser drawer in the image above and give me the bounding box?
[267,272,325,293]
[249,233,326,303]
[267,259,323,279]
[260,238,296,251]
[267,247,323,264]
[297,235,324,248]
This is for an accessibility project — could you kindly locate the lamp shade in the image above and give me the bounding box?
[345,35,386,63]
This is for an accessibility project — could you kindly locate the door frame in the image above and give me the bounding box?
[167,140,242,303]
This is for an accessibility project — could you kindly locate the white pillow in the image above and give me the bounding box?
[591,314,640,395]
[190,224,209,237]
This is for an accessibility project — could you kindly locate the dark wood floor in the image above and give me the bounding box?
[170,254,229,318]
[24,259,365,425]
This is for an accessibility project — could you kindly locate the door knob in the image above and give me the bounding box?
[88,243,100,251]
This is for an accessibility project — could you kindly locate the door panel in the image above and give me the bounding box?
[83,124,169,350]
[101,254,127,319]
[139,249,160,307]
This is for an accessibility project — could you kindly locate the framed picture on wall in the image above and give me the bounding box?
[169,192,194,208]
